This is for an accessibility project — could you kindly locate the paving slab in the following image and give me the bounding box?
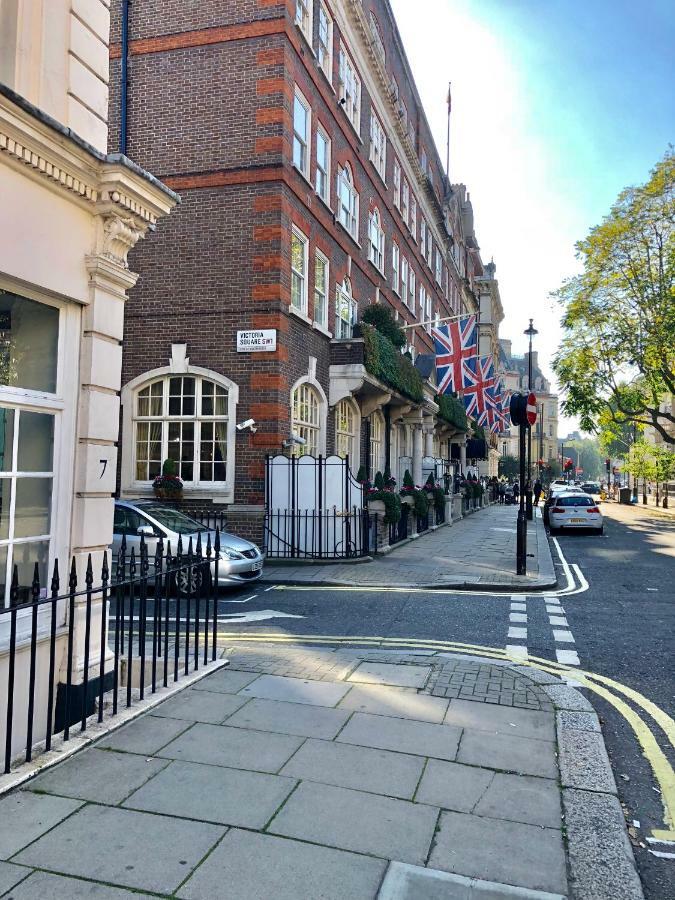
[378,862,567,899]
[190,668,260,693]
[151,687,248,724]
[178,828,386,900]
[97,713,192,756]
[337,711,461,760]
[25,748,168,805]
[123,759,296,828]
[0,861,31,895]
[238,674,351,707]
[348,661,431,688]
[224,697,350,739]
[268,780,439,865]
[558,729,617,794]
[13,805,224,894]
[279,738,424,799]
[338,684,449,723]
[562,788,643,900]
[444,699,555,742]
[457,729,558,779]
[428,810,567,896]
[158,722,304,772]
[0,791,83,859]
[2,870,159,899]
[473,772,562,829]
[415,759,494,812]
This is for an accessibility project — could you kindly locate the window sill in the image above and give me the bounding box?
[289,306,312,326]
[313,322,333,339]
[122,486,234,504]
[317,62,335,92]
[335,218,361,248]
[317,194,334,215]
[292,163,313,189]
[367,258,386,278]
[337,105,363,144]
[295,22,316,56]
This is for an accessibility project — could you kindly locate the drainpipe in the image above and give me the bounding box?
[119,0,131,154]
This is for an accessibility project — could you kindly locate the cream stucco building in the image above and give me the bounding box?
[0,0,177,760]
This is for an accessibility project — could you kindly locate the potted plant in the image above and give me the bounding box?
[153,458,184,500]
[399,470,415,507]
[365,471,401,524]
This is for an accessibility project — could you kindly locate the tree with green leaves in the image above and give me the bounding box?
[498,455,519,478]
[553,151,675,444]
[651,445,675,507]
[624,441,656,504]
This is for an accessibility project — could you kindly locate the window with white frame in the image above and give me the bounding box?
[291,227,309,314]
[426,231,433,267]
[336,277,357,339]
[335,399,357,461]
[338,44,361,132]
[317,1,333,80]
[314,250,329,329]
[408,267,416,311]
[392,242,400,294]
[400,257,409,306]
[409,194,416,238]
[435,246,443,284]
[368,207,385,272]
[401,178,409,225]
[369,112,387,181]
[337,164,359,240]
[425,292,432,333]
[295,0,312,42]
[420,219,426,255]
[419,284,426,322]
[291,382,321,456]
[293,88,310,177]
[369,411,385,477]
[393,159,401,209]
[369,12,386,64]
[134,376,231,487]
[0,291,62,607]
[444,266,449,299]
[315,126,330,203]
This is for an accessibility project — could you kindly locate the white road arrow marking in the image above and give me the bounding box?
[218,609,305,624]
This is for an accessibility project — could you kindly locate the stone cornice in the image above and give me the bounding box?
[0,90,178,234]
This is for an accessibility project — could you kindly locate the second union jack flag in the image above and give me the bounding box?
[463,354,496,420]
[432,315,477,395]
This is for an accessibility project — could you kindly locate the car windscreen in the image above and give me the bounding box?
[142,504,210,534]
[556,496,594,507]
[581,483,599,492]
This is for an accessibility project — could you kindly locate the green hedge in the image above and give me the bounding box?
[435,393,468,431]
[361,324,424,403]
[366,490,402,524]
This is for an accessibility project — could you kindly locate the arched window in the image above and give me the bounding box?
[134,375,229,484]
[335,399,358,463]
[291,382,321,456]
[336,277,357,339]
[370,411,385,477]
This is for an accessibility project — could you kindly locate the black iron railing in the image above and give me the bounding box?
[435,504,445,526]
[2,532,223,775]
[416,509,430,534]
[388,504,409,545]
[264,507,372,559]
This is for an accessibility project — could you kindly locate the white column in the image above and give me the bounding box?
[460,440,467,474]
[424,429,434,458]
[412,425,424,486]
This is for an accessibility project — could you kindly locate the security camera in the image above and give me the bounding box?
[236,419,256,432]
[282,434,307,448]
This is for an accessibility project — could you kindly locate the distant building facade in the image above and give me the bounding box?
[499,339,559,473]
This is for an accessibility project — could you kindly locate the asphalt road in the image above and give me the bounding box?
[205,501,674,898]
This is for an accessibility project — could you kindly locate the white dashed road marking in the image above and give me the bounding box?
[507,626,528,639]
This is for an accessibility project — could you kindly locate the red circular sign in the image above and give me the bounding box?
[526,392,537,426]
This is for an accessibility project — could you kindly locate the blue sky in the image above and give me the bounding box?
[390,0,675,434]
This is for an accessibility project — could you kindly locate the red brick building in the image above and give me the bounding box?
[109,0,496,540]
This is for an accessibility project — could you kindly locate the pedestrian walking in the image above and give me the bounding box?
[533,478,542,506]
[513,481,520,501]
[498,481,506,504]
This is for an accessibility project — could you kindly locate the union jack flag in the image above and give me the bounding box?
[486,378,507,434]
[432,315,477,395]
[463,354,496,420]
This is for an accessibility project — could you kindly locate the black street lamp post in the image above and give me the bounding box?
[524,319,538,521]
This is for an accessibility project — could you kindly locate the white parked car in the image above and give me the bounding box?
[548,493,604,535]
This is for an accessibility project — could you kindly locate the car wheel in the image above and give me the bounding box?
[596,526,604,535]
[175,565,204,596]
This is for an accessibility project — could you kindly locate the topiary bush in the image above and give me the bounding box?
[361,324,424,403]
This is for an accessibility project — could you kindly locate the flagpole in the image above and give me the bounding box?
[401,311,467,330]
[446,82,451,180]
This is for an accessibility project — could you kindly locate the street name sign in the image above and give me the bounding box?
[236,329,277,352]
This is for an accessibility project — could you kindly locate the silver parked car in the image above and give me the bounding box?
[112,499,263,591]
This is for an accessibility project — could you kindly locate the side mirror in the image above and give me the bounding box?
[137,525,156,537]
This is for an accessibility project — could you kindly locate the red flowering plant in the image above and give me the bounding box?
[153,459,184,499]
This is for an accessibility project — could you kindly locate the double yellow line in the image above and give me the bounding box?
[218,631,675,842]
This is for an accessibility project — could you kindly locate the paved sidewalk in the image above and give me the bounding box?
[262,504,557,590]
[0,644,643,900]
